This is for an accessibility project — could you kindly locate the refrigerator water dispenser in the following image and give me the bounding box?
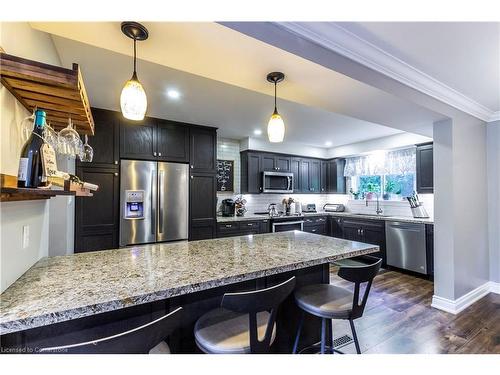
[124,190,145,219]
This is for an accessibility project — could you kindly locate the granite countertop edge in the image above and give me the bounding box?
[0,242,378,335]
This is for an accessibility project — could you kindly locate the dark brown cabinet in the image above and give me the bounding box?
[189,173,217,241]
[291,158,301,193]
[338,218,386,264]
[241,152,262,193]
[216,219,271,238]
[75,166,119,253]
[326,159,346,193]
[119,117,156,160]
[329,216,344,238]
[156,119,190,163]
[303,215,328,235]
[426,224,434,277]
[80,108,119,167]
[416,142,433,194]
[190,128,216,173]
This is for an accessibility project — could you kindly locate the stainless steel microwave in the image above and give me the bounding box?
[262,171,294,193]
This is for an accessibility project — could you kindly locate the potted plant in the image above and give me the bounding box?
[349,188,360,200]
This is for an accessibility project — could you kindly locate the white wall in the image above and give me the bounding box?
[241,136,328,158]
[487,121,500,283]
[0,22,70,292]
[326,132,432,158]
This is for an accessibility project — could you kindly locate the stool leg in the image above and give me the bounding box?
[292,311,304,354]
[327,319,334,354]
[349,319,361,354]
[320,318,326,354]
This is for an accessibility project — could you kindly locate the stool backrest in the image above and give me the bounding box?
[39,307,182,354]
[338,256,381,319]
[221,276,296,353]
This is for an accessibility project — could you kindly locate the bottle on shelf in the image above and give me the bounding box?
[17,109,47,188]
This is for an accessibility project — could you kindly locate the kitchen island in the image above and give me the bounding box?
[0,231,378,353]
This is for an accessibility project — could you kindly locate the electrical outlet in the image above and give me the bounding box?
[22,225,30,249]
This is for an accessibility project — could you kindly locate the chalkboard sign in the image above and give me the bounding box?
[216,160,234,192]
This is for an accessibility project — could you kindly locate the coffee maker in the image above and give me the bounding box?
[221,199,235,217]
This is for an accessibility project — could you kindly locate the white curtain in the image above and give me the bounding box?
[344,147,416,177]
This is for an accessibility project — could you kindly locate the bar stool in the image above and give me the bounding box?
[39,307,183,354]
[293,256,381,354]
[194,277,296,354]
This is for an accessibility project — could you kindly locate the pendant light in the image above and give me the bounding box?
[120,22,149,121]
[266,72,285,143]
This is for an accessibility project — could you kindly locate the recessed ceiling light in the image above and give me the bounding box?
[254,129,262,135]
[166,89,181,100]
[325,141,332,147]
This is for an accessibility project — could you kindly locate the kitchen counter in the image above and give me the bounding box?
[217,211,434,225]
[0,231,378,335]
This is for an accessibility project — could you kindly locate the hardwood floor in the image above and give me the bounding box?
[328,267,500,354]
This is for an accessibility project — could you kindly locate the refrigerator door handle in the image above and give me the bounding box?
[151,170,156,235]
[158,169,164,234]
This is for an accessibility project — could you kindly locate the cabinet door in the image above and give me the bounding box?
[416,143,433,194]
[320,161,328,193]
[342,222,362,242]
[275,155,291,171]
[75,166,119,252]
[291,158,301,192]
[241,152,262,193]
[190,128,216,173]
[189,173,216,240]
[426,224,434,276]
[300,159,311,193]
[335,159,346,194]
[120,117,156,160]
[260,219,270,233]
[361,223,386,264]
[261,154,276,171]
[309,160,321,193]
[81,108,119,167]
[329,217,344,238]
[156,120,189,162]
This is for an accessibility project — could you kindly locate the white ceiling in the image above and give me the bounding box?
[336,22,500,112]
[52,36,402,148]
[31,22,444,143]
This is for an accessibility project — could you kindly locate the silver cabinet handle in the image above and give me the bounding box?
[225,224,232,228]
[190,165,194,169]
[312,229,317,232]
[114,160,118,165]
[114,172,118,176]
[247,223,253,226]
[158,152,162,157]
[153,151,157,156]
[190,176,194,179]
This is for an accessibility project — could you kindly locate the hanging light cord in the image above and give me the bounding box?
[274,81,277,113]
[133,38,137,74]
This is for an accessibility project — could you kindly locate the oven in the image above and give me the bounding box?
[262,171,294,193]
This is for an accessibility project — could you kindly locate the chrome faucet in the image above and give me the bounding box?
[366,192,383,215]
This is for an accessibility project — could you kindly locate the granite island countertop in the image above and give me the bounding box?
[0,231,378,334]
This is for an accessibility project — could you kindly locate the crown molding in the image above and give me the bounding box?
[275,22,499,123]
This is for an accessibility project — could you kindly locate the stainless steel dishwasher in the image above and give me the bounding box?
[385,221,427,274]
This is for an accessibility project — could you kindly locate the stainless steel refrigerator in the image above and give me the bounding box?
[119,160,189,247]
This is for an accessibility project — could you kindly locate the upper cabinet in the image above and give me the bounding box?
[416,142,433,194]
[240,150,346,194]
[156,119,190,163]
[190,127,217,173]
[120,117,156,160]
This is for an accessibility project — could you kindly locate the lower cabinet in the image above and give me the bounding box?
[329,216,344,238]
[216,219,270,238]
[75,166,119,253]
[335,218,386,265]
[426,224,434,277]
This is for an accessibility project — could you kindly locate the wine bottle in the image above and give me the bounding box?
[17,109,47,188]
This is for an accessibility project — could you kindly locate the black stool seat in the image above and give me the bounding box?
[194,308,276,354]
[295,284,354,319]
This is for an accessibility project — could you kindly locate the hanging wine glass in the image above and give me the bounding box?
[58,117,81,157]
[19,111,35,143]
[80,134,94,162]
[43,122,59,151]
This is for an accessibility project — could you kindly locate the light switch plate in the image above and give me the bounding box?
[22,225,29,249]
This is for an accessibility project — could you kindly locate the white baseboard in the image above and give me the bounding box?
[431,281,495,315]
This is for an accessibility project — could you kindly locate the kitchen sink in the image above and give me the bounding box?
[352,213,394,218]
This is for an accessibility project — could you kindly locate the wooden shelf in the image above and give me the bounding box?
[0,52,95,135]
[0,187,75,202]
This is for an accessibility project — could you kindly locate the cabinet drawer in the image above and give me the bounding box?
[217,222,240,234]
[240,221,261,230]
[304,216,327,226]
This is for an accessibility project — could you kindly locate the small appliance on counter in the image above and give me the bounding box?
[302,203,317,213]
[407,192,429,218]
[221,199,236,217]
[323,203,345,212]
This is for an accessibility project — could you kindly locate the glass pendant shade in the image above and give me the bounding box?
[267,109,285,143]
[120,72,147,121]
